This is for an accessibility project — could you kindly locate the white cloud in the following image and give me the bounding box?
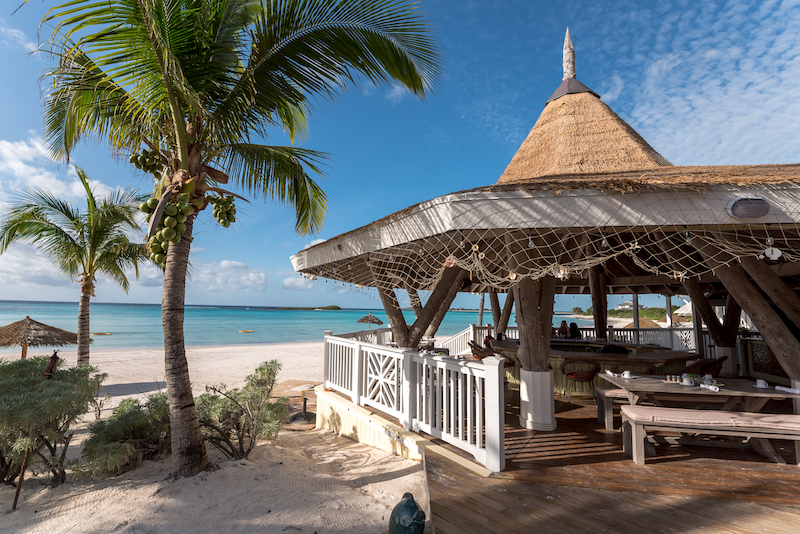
[386,84,411,103]
[600,75,624,103]
[282,276,316,291]
[0,136,117,202]
[0,18,38,53]
[0,244,73,288]
[192,260,268,292]
[303,238,326,250]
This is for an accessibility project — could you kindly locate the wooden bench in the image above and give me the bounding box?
[596,385,628,429]
[621,405,800,466]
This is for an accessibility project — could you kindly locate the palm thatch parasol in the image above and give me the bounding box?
[0,316,79,359]
[357,312,383,330]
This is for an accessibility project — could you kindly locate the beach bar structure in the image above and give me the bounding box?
[291,31,800,472]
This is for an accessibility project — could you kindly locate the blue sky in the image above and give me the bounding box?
[0,0,798,311]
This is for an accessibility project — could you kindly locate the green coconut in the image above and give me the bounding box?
[164,204,178,216]
[170,234,181,244]
[175,213,187,223]
[175,222,186,234]
[147,198,159,209]
[154,253,166,264]
[181,204,194,215]
[164,216,177,228]
[177,193,189,203]
[139,202,151,213]
[160,239,169,251]
[162,227,177,240]
[228,214,236,223]
[129,154,138,164]
[150,242,163,254]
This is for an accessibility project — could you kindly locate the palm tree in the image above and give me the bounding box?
[42,0,443,476]
[0,168,146,365]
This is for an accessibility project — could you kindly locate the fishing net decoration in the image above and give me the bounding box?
[301,222,800,304]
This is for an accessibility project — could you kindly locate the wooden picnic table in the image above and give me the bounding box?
[600,374,800,463]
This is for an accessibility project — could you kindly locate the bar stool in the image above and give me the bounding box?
[561,358,600,403]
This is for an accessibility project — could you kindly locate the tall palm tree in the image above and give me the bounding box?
[42,0,443,476]
[0,168,146,365]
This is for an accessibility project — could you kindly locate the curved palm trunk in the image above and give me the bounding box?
[162,215,211,476]
[77,290,91,365]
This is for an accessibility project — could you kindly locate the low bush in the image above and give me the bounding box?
[0,357,104,487]
[80,392,170,476]
[196,360,288,460]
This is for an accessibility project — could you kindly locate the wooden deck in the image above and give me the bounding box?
[428,391,800,533]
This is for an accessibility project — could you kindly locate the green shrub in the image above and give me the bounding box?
[196,360,288,460]
[0,357,103,487]
[80,392,170,477]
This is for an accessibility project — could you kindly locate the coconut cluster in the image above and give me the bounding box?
[139,193,194,268]
[129,149,164,178]
[208,194,236,228]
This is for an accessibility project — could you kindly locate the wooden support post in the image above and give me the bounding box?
[589,265,608,340]
[515,276,556,372]
[407,288,423,318]
[21,344,27,360]
[497,291,515,335]
[408,267,467,348]
[696,244,800,379]
[683,277,728,344]
[489,291,501,328]
[632,293,640,345]
[740,256,800,328]
[376,286,409,348]
[692,303,706,358]
[422,268,468,340]
[477,293,485,328]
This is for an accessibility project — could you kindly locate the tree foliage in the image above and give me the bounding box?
[80,392,171,477]
[0,357,104,486]
[196,360,288,460]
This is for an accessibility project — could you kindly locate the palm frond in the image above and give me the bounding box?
[223,143,328,235]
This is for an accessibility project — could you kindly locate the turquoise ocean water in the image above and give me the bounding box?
[0,300,591,353]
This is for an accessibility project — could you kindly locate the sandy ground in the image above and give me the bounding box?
[1,343,428,533]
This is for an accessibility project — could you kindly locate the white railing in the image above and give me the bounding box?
[335,327,394,345]
[472,325,520,342]
[409,354,502,468]
[323,333,505,472]
[438,326,472,355]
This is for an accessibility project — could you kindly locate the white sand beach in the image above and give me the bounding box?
[2,342,428,533]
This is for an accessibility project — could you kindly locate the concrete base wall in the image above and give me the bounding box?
[315,386,427,461]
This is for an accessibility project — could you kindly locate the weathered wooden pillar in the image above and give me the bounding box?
[407,288,423,318]
[632,293,640,344]
[695,244,800,379]
[515,276,557,430]
[665,295,674,349]
[489,291,501,328]
[408,267,467,347]
[739,256,800,328]
[376,286,409,348]
[421,268,468,341]
[497,291,515,335]
[683,277,741,375]
[589,265,608,340]
[477,293,485,328]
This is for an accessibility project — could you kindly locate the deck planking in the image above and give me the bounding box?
[427,392,800,533]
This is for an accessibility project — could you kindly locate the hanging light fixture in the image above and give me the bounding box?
[365,254,370,267]
[528,233,534,249]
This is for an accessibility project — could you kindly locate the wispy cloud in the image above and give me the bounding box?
[0,136,115,201]
[282,276,316,290]
[0,18,38,53]
[386,84,411,103]
[303,238,326,250]
[0,244,72,288]
[193,260,268,292]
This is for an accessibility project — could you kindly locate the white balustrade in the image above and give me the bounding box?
[438,327,472,355]
[323,333,504,471]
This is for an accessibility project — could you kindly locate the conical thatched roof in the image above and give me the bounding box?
[357,312,383,325]
[0,316,79,348]
[497,92,672,184]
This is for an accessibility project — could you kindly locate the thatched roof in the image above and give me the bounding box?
[497,92,672,184]
[0,316,79,348]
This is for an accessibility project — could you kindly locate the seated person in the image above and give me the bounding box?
[568,322,582,339]
[484,333,494,348]
[557,320,570,338]
[496,332,505,341]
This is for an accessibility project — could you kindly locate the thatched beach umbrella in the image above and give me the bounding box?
[357,312,383,329]
[0,316,79,359]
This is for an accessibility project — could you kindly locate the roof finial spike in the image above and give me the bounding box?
[563,27,575,81]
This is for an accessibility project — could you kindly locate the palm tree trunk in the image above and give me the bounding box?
[162,215,211,476]
[77,290,91,365]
